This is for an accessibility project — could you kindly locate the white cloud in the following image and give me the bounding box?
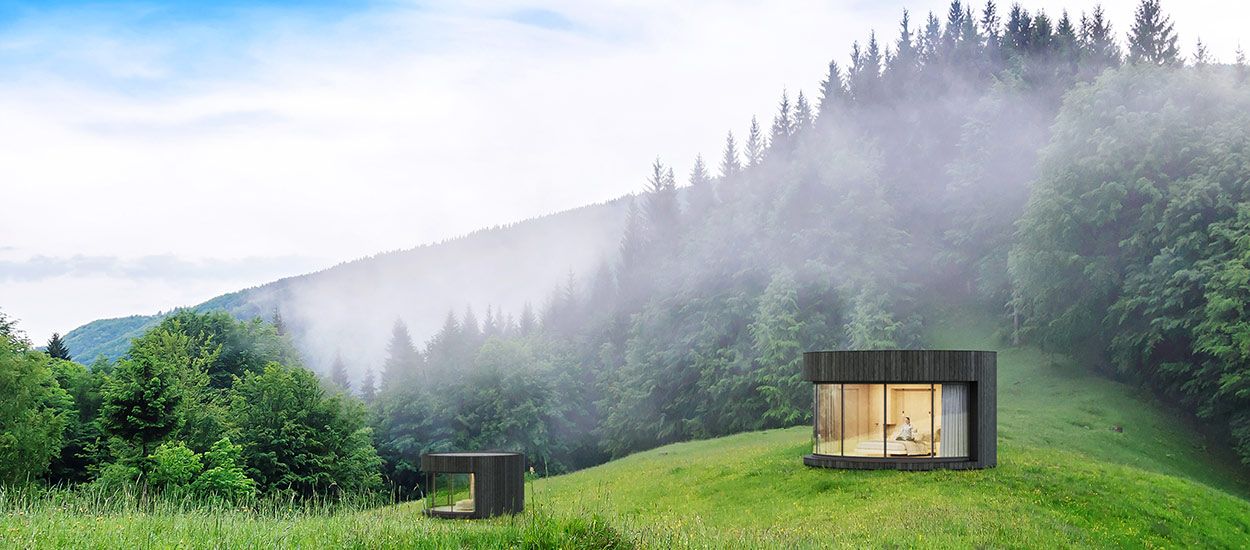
[0,0,1243,343]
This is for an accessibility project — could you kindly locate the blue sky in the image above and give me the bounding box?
[0,0,1243,343]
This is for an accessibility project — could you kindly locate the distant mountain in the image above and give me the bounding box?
[63,198,631,372]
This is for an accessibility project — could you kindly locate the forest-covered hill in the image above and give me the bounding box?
[62,198,630,369]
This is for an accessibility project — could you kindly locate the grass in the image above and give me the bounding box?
[5,310,1250,547]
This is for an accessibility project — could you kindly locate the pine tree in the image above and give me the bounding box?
[482,305,500,339]
[1127,0,1179,66]
[849,33,883,102]
[271,307,286,336]
[1079,4,1122,72]
[718,131,740,179]
[1191,37,1210,66]
[792,91,813,136]
[942,1,966,60]
[888,10,919,86]
[359,368,377,404]
[461,306,481,346]
[1236,45,1247,83]
[920,12,943,66]
[330,351,351,392]
[816,60,846,119]
[981,1,1001,55]
[744,116,766,168]
[643,158,681,245]
[1030,10,1054,56]
[518,302,537,336]
[769,90,793,150]
[381,319,420,390]
[45,333,71,361]
[687,153,716,220]
[1004,4,1032,56]
[617,199,647,301]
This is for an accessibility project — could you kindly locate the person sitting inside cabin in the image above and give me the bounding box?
[893,416,916,441]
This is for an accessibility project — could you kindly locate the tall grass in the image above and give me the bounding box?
[0,483,635,549]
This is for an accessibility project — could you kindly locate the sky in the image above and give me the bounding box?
[0,0,1244,344]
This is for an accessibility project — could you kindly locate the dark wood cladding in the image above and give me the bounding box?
[802,350,997,470]
[421,452,525,519]
[802,350,996,383]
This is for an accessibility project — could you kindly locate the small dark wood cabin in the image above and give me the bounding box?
[421,452,525,518]
[803,350,996,470]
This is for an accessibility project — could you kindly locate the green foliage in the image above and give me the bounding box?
[231,363,381,496]
[157,310,299,389]
[192,437,256,500]
[45,359,106,484]
[99,328,187,475]
[148,441,202,490]
[1012,64,1250,463]
[749,270,806,426]
[0,337,72,486]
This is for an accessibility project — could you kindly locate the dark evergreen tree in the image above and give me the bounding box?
[848,33,883,102]
[45,332,71,361]
[793,91,813,136]
[887,10,919,88]
[719,131,740,179]
[1030,10,1054,57]
[687,153,716,220]
[981,1,1002,67]
[920,12,943,65]
[1004,4,1032,56]
[518,302,537,336]
[1191,37,1210,66]
[769,90,793,151]
[1127,0,1179,66]
[1079,5,1122,75]
[381,319,420,389]
[643,158,681,247]
[816,60,846,119]
[1236,45,1247,83]
[744,116,766,168]
[942,1,966,60]
[330,351,350,392]
[359,368,377,404]
[1055,11,1079,65]
[272,306,286,336]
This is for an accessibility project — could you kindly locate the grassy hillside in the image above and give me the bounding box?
[523,310,1250,547]
[7,311,1248,548]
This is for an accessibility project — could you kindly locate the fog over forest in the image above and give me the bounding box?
[7,0,1250,506]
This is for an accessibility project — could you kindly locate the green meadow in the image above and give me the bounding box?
[4,313,1248,548]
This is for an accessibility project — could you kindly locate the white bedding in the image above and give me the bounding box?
[854,438,932,456]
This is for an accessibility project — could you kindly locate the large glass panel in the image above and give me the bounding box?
[886,384,935,457]
[427,473,475,513]
[938,383,970,458]
[842,384,886,457]
[813,384,841,455]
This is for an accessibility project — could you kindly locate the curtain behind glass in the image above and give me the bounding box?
[940,383,969,457]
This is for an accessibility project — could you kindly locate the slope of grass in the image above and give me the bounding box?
[8,311,1250,547]
[529,310,1250,547]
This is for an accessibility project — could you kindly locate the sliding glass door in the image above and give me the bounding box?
[812,382,970,460]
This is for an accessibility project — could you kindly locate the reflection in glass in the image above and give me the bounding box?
[886,384,935,457]
[842,384,885,457]
[812,382,971,460]
[814,384,841,455]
